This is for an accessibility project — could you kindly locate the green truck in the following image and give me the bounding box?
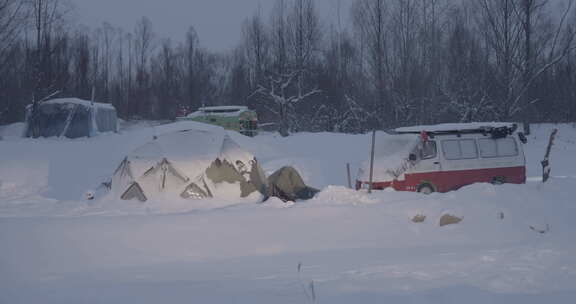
[177,106,258,136]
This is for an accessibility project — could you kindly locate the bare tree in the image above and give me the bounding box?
[182,26,199,110]
[440,5,495,123]
[270,0,289,75]
[476,0,575,120]
[0,0,26,123]
[253,70,320,136]
[132,16,155,117]
[389,0,420,123]
[152,38,180,119]
[287,0,321,95]
[27,0,70,136]
[72,31,90,99]
[352,0,389,127]
[243,6,269,89]
[250,0,323,136]
[96,22,116,101]
[0,0,25,72]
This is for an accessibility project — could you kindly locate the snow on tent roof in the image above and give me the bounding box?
[42,98,116,110]
[128,128,228,180]
[358,132,420,182]
[395,122,515,133]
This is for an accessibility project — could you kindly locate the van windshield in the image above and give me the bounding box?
[358,133,420,181]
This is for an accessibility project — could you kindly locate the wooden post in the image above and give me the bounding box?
[542,128,558,183]
[346,163,352,189]
[368,130,376,193]
[523,121,531,136]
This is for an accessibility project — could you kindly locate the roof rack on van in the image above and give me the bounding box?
[393,123,518,139]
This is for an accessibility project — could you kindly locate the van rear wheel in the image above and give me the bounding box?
[417,184,435,195]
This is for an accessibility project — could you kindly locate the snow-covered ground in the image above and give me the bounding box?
[1,122,576,303]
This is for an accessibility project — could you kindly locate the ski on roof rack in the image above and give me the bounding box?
[393,123,518,139]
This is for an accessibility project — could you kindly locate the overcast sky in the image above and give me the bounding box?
[69,0,351,52]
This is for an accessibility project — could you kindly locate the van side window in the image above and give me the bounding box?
[478,138,497,157]
[442,139,478,160]
[478,138,518,158]
[460,139,478,158]
[442,140,460,159]
[498,138,518,156]
[421,141,437,159]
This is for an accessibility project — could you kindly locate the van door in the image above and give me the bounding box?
[414,140,441,172]
[438,137,481,191]
[404,140,441,192]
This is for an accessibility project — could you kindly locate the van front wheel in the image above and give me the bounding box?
[417,183,435,195]
[491,176,506,185]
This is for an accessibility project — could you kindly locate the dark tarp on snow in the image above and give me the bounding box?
[267,166,319,202]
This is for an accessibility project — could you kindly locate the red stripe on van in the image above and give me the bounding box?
[357,166,526,193]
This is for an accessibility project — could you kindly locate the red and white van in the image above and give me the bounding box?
[356,123,527,193]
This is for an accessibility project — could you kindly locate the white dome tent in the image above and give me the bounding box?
[110,122,268,202]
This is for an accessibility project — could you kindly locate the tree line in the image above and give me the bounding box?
[1,0,575,135]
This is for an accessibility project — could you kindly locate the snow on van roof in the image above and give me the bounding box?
[198,106,248,112]
[42,98,116,110]
[185,105,252,118]
[151,121,224,137]
[395,122,516,133]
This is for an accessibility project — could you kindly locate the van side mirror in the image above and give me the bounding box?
[409,153,417,161]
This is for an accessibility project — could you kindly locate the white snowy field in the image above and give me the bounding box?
[1,122,576,303]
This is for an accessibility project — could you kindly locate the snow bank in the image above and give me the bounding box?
[1,123,576,303]
[0,122,25,139]
[1,122,574,217]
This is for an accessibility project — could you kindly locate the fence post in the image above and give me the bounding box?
[368,130,376,193]
[346,163,352,189]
